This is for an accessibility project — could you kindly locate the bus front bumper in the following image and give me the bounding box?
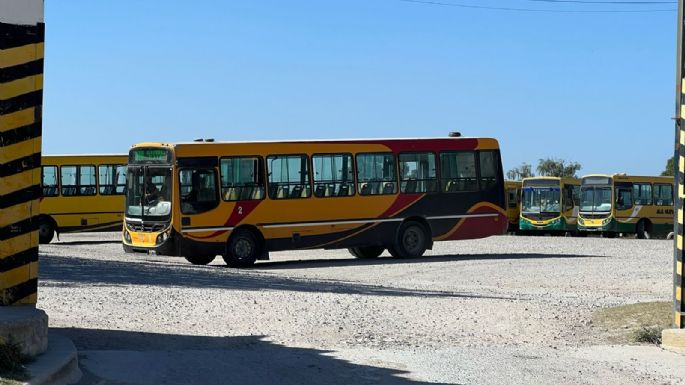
[122,227,178,255]
[519,216,565,231]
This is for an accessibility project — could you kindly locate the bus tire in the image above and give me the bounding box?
[223,229,259,267]
[38,216,55,244]
[636,220,651,240]
[348,246,384,259]
[389,221,429,259]
[185,255,216,265]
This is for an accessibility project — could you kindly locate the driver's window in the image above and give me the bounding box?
[616,188,633,210]
[180,168,219,214]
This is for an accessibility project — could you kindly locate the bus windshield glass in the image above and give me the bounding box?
[580,187,612,212]
[521,187,561,214]
[126,166,172,220]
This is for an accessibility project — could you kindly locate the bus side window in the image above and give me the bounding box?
[60,166,78,196]
[563,185,574,211]
[632,183,652,206]
[220,157,265,201]
[266,155,311,200]
[312,154,355,198]
[478,151,500,191]
[654,184,674,206]
[180,168,219,214]
[398,152,437,194]
[356,153,397,196]
[99,164,126,195]
[439,151,477,192]
[42,166,59,197]
[615,187,633,210]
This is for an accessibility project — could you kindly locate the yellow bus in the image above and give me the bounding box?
[577,174,674,238]
[122,136,508,266]
[519,177,580,234]
[504,180,521,233]
[39,155,128,243]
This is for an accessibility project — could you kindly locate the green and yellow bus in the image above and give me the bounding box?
[577,174,674,238]
[519,177,580,234]
[504,180,521,233]
[122,136,508,266]
[39,155,127,243]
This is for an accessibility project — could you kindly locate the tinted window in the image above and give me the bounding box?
[616,187,633,210]
[440,151,477,192]
[180,168,219,214]
[267,155,311,199]
[42,166,59,197]
[221,157,265,201]
[654,184,674,206]
[632,183,652,205]
[312,154,355,197]
[356,153,397,196]
[479,151,499,191]
[399,152,437,193]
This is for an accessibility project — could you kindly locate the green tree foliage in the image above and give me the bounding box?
[661,155,674,177]
[536,158,582,178]
[506,163,534,181]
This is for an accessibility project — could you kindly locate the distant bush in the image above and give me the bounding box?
[634,326,662,345]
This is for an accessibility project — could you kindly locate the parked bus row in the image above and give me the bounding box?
[504,175,674,239]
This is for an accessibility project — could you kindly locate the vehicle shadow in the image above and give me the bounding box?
[254,252,603,270]
[38,254,515,300]
[53,328,456,385]
[50,240,121,245]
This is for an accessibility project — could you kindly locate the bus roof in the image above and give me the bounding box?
[581,174,673,183]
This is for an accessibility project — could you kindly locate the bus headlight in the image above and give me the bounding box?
[578,218,585,226]
[602,218,611,225]
[156,231,169,244]
[123,230,131,242]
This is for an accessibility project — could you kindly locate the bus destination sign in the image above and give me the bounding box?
[130,148,171,163]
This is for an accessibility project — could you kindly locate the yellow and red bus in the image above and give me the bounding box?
[504,180,522,233]
[39,155,127,243]
[122,136,508,266]
[519,177,580,234]
[577,174,674,238]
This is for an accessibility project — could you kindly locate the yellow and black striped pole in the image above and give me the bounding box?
[0,1,45,306]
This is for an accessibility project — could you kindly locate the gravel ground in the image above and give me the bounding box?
[36,233,684,385]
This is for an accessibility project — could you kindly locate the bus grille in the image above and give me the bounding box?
[522,213,558,221]
[127,221,166,232]
[579,213,610,219]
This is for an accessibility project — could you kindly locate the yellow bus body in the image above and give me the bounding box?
[519,176,580,233]
[122,137,508,266]
[504,180,521,232]
[39,154,127,243]
[577,174,674,238]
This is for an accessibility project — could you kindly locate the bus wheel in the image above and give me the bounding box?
[348,246,384,259]
[636,220,651,240]
[223,229,259,267]
[38,217,55,244]
[185,255,216,265]
[389,221,428,259]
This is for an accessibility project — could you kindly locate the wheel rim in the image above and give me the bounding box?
[234,238,253,260]
[402,226,424,254]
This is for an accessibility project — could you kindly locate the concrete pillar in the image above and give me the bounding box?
[664,0,685,352]
[0,0,44,306]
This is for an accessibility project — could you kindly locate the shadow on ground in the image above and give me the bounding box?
[54,328,456,385]
[255,252,601,270]
[39,253,530,300]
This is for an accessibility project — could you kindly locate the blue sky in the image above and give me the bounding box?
[43,0,677,176]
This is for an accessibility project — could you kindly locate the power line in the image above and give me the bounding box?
[398,0,677,12]
[526,0,676,4]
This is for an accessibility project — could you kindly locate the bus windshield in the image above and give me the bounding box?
[580,187,612,212]
[521,187,561,214]
[126,166,172,220]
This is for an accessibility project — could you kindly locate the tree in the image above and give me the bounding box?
[536,158,581,178]
[661,155,675,177]
[506,163,534,181]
